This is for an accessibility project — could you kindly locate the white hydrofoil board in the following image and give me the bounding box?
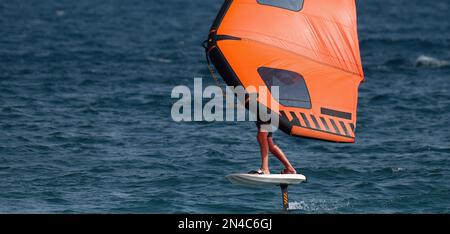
[226,173,307,187]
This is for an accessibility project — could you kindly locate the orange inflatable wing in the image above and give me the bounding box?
[205,0,364,143]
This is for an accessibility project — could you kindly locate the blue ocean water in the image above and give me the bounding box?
[0,0,449,213]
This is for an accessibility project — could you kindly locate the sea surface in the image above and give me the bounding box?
[1,0,449,213]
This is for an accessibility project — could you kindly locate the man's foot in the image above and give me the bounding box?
[282,167,297,174]
[249,169,270,175]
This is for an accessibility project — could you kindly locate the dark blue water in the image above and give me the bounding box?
[1,0,449,213]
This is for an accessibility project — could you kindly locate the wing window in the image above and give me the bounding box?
[257,0,304,12]
[258,67,311,109]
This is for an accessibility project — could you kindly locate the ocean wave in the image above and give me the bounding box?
[147,56,172,64]
[379,55,450,70]
[414,55,450,68]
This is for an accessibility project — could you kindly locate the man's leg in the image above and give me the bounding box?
[257,131,270,174]
[268,137,297,174]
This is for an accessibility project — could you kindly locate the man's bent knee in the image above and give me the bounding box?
[268,139,277,151]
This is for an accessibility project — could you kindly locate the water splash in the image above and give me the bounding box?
[288,199,350,213]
